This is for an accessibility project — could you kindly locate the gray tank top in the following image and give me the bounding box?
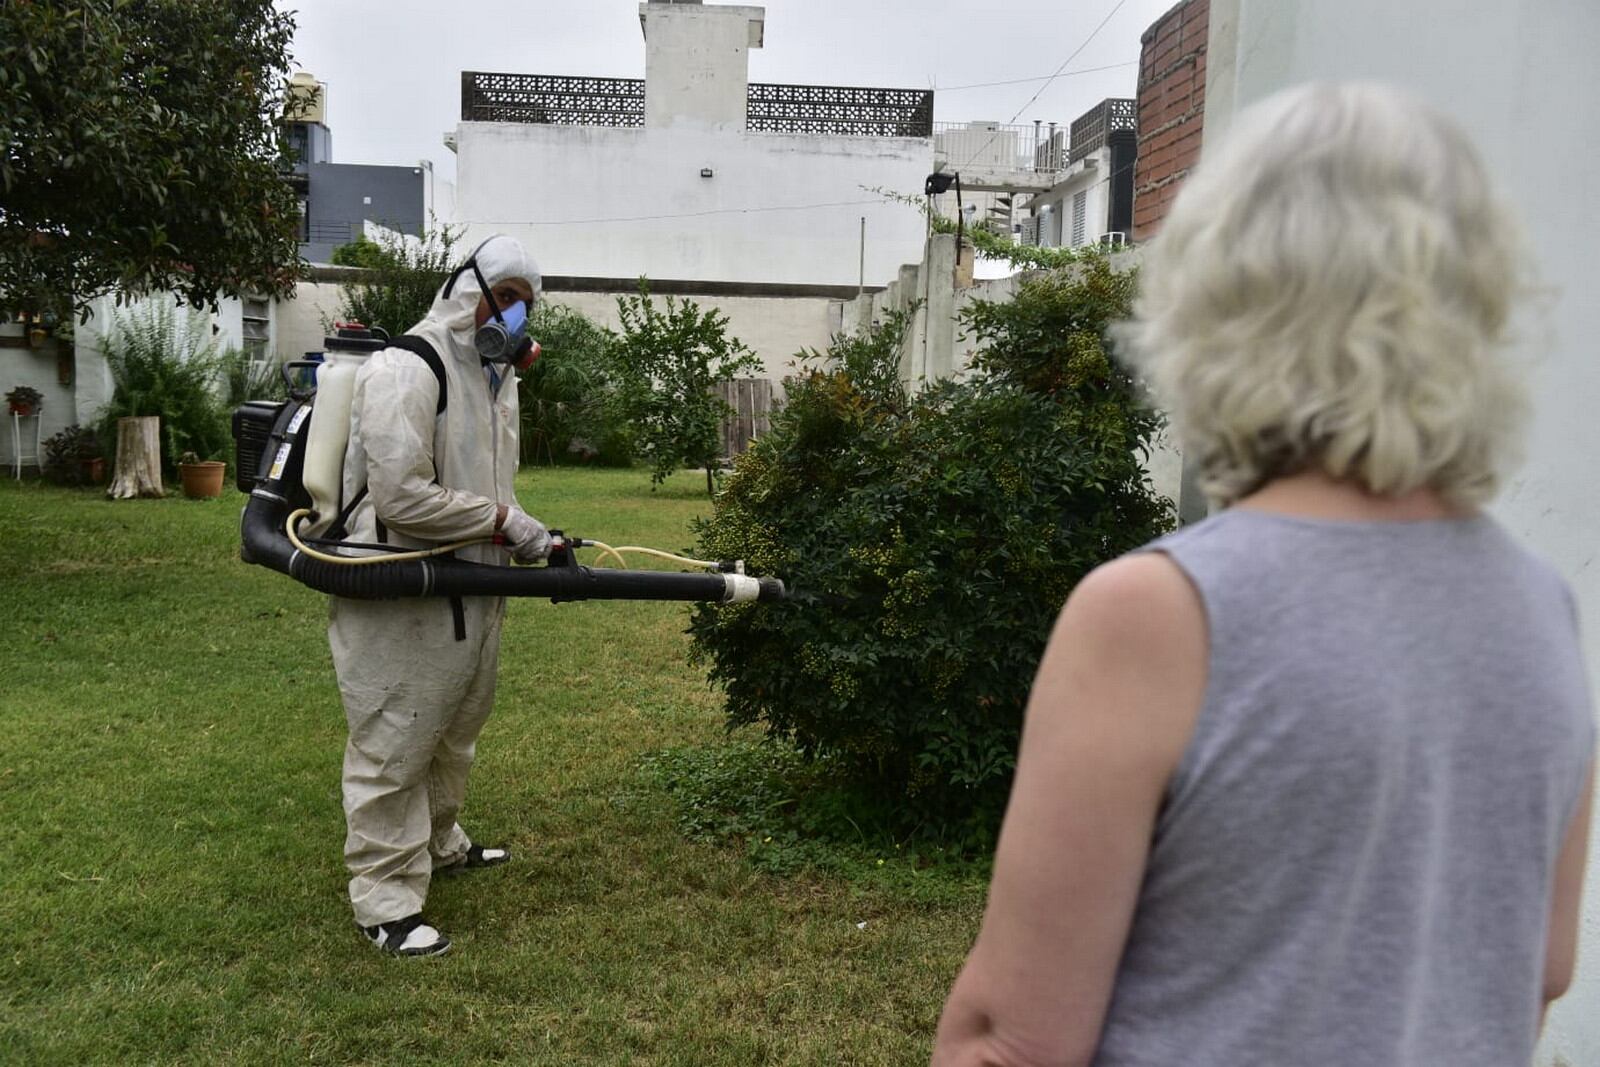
[1092,509,1595,1067]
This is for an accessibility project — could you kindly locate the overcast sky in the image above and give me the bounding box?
[274,0,1179,182]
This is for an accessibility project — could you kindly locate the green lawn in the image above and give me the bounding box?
[0,469,983,1066]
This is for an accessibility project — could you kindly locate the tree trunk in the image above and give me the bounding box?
[108,416,164,499]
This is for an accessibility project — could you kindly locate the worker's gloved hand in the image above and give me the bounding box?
[499,507,551,563]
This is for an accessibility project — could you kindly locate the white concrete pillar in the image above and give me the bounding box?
[1209,4,1600,1063]
[922,234,960,381]
[639,1,765,131]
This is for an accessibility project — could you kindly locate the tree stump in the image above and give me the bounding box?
[108,416,164,499]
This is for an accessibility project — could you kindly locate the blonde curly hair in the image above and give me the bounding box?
[1117,82,1529,507]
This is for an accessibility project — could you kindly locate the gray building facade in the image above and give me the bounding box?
[284,73,426,263]
[301,163,425,262]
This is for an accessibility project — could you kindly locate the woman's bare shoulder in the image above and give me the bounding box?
[1059,551,1204,654]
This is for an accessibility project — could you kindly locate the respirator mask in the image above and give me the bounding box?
[469,261,539,370]
[442,239,542,372]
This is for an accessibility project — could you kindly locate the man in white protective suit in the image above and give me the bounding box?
[329,234,551,957]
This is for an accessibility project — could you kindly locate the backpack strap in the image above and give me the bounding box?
[388,334,448,415]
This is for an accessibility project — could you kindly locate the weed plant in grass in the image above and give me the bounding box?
[0,470,981,1066]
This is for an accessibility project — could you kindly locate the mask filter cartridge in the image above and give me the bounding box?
[473,297,528,364]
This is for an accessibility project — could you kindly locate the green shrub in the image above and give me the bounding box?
[329,234,395,270]
[518,303,631,466]
[688,258,1173,843]
[221,347,288,408]
[96,303,231,470]
[333,223,459,337]
[795,304,915,411]
[41,424,104,487]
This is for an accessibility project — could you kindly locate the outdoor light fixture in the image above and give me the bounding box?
[700,167,714,178]
[923,171,966,265]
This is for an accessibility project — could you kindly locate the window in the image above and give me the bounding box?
[1071,190,1088,247]
[285,124,308,166]
[242,297,270,362]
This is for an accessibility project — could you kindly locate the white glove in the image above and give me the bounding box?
[499,507,551,563]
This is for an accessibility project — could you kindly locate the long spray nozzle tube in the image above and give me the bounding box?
[239,401,785,604]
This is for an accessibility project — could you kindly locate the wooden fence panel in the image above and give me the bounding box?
[716,378,773,458]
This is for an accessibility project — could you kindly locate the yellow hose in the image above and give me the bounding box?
[579,539,631,569]
[612,545,723,570]
[285,508,491,564]
[284,509,726,573]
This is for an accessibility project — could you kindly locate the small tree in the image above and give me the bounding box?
[333,224,460,336]
[608,281,762,495]
[0,0,304,310]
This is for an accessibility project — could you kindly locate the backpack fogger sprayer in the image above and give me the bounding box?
[232,324,785,605]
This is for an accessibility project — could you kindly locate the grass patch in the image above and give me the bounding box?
[641,743,986,898]
[0,469,983,1065]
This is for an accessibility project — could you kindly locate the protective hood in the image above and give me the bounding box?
[422,234,542,336]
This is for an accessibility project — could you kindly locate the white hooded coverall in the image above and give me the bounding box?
[328,235,538,927]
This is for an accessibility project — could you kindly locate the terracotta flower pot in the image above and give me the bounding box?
[8,402,35,417]
[81,457,106,485]
[178,460,227,499]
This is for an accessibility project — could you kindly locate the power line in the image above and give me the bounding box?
[936,60,1137,94]
[956,0,1134,170]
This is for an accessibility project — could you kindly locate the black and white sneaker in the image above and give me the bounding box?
[358,913,450,957]
[437,844,510,874]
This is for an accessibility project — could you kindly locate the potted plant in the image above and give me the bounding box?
[177,450,227,499]
[42,425,105,486]
[6,385,42,416]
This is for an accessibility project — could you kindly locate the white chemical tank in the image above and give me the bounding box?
[300,323,389,537]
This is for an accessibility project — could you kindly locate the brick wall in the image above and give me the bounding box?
[1133,0,1209,241]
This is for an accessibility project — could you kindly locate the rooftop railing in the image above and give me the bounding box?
[933,121,1069,174]
[746,83,932,137]
[1068,98,1136,164]
[462,72,646,127]
[461,71,933,137]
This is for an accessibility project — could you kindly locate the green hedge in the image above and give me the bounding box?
[688,258,1173,840]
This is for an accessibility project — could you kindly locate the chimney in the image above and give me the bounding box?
[638,1,766,130]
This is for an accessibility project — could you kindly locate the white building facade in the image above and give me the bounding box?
[449,1,932,289]
[1022,98,1137,251]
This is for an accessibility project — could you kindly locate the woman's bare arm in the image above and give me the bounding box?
[930,553,1208,1067]
[1544,760,1594,1007]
